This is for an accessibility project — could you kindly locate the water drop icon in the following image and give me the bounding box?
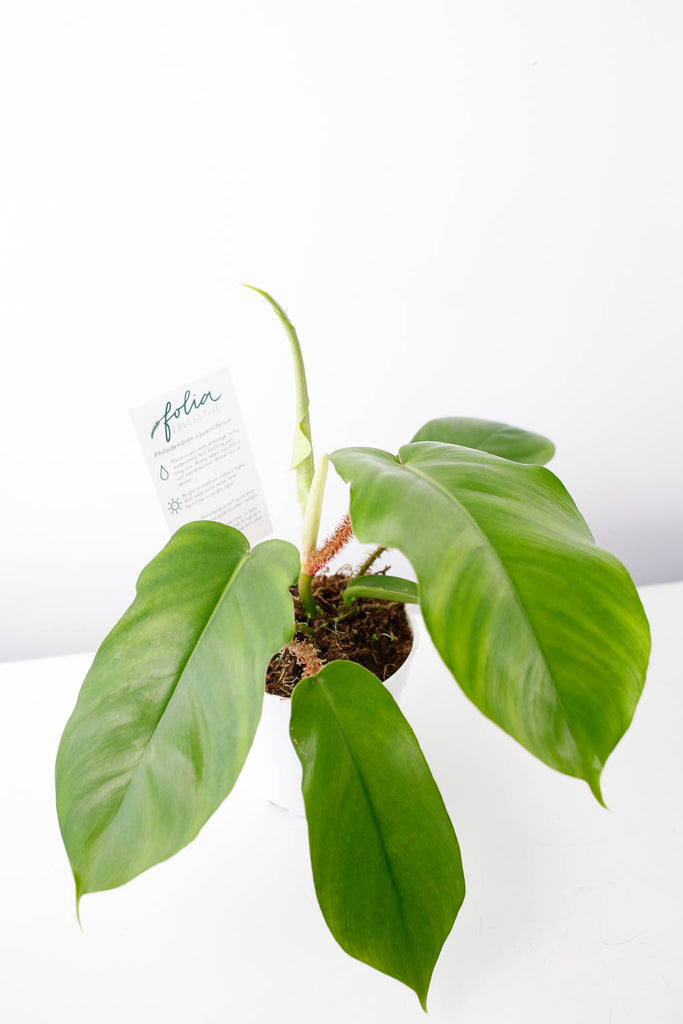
[160,465,169,481]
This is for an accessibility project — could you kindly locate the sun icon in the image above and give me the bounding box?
[168,497,182,515]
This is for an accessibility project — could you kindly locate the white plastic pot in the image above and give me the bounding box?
[254,604,419,817]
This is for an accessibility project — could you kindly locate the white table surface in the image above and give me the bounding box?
[1,581,682,1023]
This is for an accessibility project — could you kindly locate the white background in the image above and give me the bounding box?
[1,0,682,662]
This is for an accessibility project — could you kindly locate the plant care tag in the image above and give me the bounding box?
[130,368,272,544]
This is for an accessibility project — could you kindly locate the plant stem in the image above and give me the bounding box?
[298,571,318,619]
[331,606,357,627]
[298,455,329,619]
[301,455,329,563]
[356,546,387,577]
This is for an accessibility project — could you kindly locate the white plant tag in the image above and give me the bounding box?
[130,368,272,544]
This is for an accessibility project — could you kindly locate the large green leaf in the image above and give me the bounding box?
[290,661,465,1009]
[56,523,299,908]
[330,443,650,801]
[412,416,555,464]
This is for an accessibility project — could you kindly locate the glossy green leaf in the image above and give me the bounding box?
[290,661,465,1009]
[411,416,555,464]
[56,523,299,908]
[245,285,315,509]
[331,443,650,801]
[342,574,418,605]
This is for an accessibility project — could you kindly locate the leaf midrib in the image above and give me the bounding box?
[397,458,585,771]
[315,676,414,968]
[469,422,547,458]
[92,548,252,851]
[468,422,511,449]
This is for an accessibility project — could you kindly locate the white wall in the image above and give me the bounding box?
[1,0,681,662]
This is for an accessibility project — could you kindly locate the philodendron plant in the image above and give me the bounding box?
[56,289,650,1011]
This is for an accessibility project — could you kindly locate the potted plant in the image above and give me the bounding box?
[55,288,650,1011]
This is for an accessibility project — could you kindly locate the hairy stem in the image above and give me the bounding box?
[356,546,387,578]
[302,515,353,575]
[286,638,323,677]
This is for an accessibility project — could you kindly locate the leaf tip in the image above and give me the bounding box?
[588,772,607,809]
[412,963,436,1012]
[75,883,83,931]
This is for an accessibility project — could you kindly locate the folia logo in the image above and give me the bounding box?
[150,389,222,442]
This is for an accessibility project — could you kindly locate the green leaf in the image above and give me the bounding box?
[290,661,465,1010]
[411,416,555,464]
[244,285,315,509]
[330,443,650,801]
[56,523,299,908]
[342,574,418,605]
